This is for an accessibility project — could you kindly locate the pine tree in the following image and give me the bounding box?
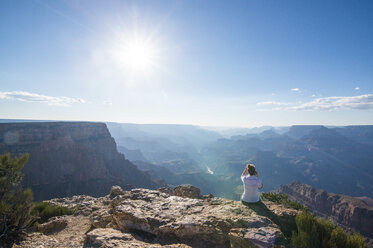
[0,153,34,239]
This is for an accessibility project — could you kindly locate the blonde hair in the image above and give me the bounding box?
[246,164,257,176]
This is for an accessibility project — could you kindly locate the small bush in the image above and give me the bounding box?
[31,202,71,223]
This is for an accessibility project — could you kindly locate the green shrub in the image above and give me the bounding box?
[260,192,308,211]
[0,153,34,239]
[31,202,71,224]
[346,233,367,248]
[291,211,367,248]
[329,227,347,248]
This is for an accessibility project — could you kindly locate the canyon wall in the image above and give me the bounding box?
[278,182,373,238]
[0,122,165,200]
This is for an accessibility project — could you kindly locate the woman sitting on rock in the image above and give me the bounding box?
[241,163,263,205]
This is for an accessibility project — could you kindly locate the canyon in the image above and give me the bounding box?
[0,122,165,201]
[277,182,373,239]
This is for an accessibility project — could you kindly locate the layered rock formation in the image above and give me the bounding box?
[13,185,298,248]
[277,182,373,239]
[0,122,165,200]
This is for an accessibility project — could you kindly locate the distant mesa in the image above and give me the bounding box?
[258,129,281,139]
[283,125,325,139]
[356,196,373,207]
[117,145,148,162]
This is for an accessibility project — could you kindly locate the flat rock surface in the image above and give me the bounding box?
[11,186,298,248]
[111,188,292,247]
[85,228,191,248]
[13,215,90,248]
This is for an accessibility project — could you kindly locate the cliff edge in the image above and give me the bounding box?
[277,181,373,239]
[12,185,298,248]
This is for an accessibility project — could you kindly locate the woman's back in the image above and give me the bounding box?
[241,175,262,203]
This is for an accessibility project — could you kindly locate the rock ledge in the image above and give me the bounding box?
[13,185,298,248]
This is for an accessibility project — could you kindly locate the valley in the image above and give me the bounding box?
[107,122,373,200]
[1,120,372,202]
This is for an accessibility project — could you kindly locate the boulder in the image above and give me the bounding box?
[85,228,191,247]
[228,227,283,248]
[110,185,125,198]
[38,216,68,234]
[158,187,173,195]
[173,184,201,199]
[90,208,113,228]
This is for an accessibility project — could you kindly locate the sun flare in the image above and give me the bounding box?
[125,42,154,68]
[113,36,158,74]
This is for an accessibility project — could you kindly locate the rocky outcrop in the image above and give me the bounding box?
[357,197,373,207]
[0,122,165,200]
[228,227,282,248]
[277,182,373,238]
[109,185,125,198]
[37,216,68,234]
[13,185,298,248]
[173,184,201,199]
[85,228,191,248]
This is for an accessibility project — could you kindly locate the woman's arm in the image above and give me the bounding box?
[258,180,263,189]
[242,167,248,176]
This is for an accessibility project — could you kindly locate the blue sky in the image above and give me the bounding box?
[1,0,373,127]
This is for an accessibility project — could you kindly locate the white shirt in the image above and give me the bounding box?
[241,175,262,203]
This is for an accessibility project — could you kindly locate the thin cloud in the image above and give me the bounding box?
[291,88,300,92]
[355,87,360,90]
[289,94,373,111]
[103,100,113,105]
[0,91,85,106]
[256,101,289,106]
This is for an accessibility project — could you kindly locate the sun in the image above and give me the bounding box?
[112,36,158,74]
[125,41,154,70]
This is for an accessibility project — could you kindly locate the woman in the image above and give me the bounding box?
[241,163,263,204]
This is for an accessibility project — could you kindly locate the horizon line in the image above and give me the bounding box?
[1,118,373,129]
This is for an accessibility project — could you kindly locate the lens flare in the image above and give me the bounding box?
[112,35,159,75]
[4,131,19,145]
